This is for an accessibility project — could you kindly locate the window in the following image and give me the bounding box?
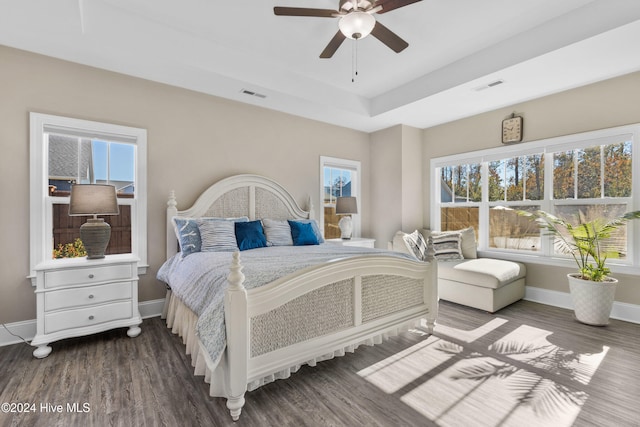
[486,153,544,251]
[30,113,147,275]
[48,135,136,257]
[439,163,481,238]
[320,156,361,239]
[431,124,639,272]
[550,141,632,259]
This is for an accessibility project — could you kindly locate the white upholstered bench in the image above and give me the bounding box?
[390,229,526,313]
[437,258,526,313]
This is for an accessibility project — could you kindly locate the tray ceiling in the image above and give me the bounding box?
[1,0,640,131]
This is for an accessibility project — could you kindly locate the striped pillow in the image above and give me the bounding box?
[402,230,428,261]
[262,218,293,246]
[430,227,477,259]
[432,232,464,260]
[198,217,248,252]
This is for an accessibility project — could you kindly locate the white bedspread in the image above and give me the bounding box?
[157,244,411,371]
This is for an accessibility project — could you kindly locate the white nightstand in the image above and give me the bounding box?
[325,237,376,248]
[30,254,142,358]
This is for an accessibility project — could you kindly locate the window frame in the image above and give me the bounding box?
[29,113,148,277]
[430,123,640,275]
[319,156,362,239]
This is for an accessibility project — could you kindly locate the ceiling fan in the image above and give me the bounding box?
[274,0,422,58]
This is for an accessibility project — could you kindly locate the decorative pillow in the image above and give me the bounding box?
[198,217,249,252]
[172,217,201,257]
[458,227,477,259]
[288,220,320,246]
[429,227,477,259]
[402,230,428,261]
[431,232,464,260]
[262,218,294,246]
[297,219,325,243]
[235,220,267,251]
[392,231,414,256]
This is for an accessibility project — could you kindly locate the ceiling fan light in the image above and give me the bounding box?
[338,11,376,40]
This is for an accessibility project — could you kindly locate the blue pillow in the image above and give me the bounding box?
[288,220,320,246]
[172,218,201,257]
[235,220,267,251]
[296,219,325,243]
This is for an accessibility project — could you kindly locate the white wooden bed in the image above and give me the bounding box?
[161,174,438,420]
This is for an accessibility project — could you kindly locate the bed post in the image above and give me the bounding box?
[424,236,438,334]
[224,251,248,421]
[166,190,178,260]
[426,260,438,334]
[163,191,179,318]
[307,195,315,219]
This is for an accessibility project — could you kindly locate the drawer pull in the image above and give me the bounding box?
[88,294,94,299]
[88,274,95,279]
[88,315,95,320]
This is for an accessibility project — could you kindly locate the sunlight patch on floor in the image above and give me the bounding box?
[489,324,610,385]
[400,355,587,427]
[357,319,612,426]
[357,335,455,394]
[434,318,508,343]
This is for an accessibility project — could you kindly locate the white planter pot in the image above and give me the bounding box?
[568,273,618,326]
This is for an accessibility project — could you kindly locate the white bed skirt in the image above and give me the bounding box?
[162,290,422,397]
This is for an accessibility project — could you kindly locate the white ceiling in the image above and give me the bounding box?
[2,0,640,132]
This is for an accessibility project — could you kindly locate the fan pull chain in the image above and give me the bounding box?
[352,37,359,83]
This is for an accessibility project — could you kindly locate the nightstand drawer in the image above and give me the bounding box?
[44,301,133,334]
[44,264,133,289]
[44,282,132,312]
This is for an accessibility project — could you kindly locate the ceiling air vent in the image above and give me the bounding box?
[240,89,267,99]
[474,79,505,92]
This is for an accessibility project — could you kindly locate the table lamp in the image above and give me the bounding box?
[69,184,119,259]
[335,196,358,239]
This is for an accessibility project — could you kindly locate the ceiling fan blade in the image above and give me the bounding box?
[376,0,422,14]
[274,7,339,17]
[320,31,347,58]
[370,21,408,53]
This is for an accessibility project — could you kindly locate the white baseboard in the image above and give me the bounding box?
[524,286,640,324]
[0,298,166,348]
[139,298,166,320]
[524,286,573,310]
[0,319,37,347]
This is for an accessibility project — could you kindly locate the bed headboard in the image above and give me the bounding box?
[166,174,314,259]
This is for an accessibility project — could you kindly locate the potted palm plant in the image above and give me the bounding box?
[519,209,640,325]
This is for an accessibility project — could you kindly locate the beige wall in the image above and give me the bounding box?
[423,71,640,305]
[370,124,423,248]
[0,45,370,324]
[400,125,423,232]
[370,125,403,247]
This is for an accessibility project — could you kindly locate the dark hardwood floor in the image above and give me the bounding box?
[1,300,639,427]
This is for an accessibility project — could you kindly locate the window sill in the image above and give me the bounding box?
[477,250,640,277]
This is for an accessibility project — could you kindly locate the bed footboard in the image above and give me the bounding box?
[223,251,437,421]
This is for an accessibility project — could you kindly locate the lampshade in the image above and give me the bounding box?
[69,184,119,259]
[69,184,119,216]
[335,196,358,215]
[338,11,375,40]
